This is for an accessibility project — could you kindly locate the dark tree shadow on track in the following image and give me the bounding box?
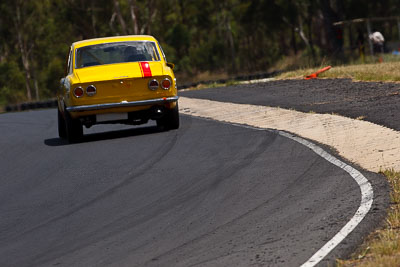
[44,126,163,146]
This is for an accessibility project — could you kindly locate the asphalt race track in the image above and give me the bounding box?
[0,84,389,266]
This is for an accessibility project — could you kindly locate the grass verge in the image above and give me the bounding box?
[276,59,400,82]
[337,170,400,266]
[276,55,400,82]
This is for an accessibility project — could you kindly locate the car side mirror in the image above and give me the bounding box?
[166,62,175,70]
[60,78,65,87]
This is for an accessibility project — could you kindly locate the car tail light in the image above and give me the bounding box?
[74,87,84,98]
[86,85,97,96]
[148,79,159,90]
[161,78,171,90]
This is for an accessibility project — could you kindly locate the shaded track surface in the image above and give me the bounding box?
[181,78,400,131]
[0,108,387,266]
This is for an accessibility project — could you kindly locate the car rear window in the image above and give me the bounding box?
[75,41,161,69]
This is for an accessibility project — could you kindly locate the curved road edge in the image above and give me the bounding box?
[179,97,392,265]
[279,131,373,266]
[179,97,400,173]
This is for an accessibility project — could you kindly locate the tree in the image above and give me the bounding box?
[1,0,399,105]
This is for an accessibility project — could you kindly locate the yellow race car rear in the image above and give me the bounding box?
[57,35,179,143]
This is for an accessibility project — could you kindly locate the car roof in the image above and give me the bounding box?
[72,35,157,49]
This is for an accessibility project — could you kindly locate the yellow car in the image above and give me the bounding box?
[57,35,179,142]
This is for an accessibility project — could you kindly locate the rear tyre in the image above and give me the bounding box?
[157,103,180,130]
[58,109,67,139]
[65,111,83,143]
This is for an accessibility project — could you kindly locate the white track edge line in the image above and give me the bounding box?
[185,115,374,266]
[278,131,373,267]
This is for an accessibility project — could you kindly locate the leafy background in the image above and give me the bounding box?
[0,0,399,105]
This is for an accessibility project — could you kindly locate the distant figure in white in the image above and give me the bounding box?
[369,31,384,54]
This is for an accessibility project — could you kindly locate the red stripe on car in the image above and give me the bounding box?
[139,62,152,78]
[139,62,144,77]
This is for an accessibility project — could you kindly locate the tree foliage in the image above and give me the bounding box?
[0,0,399,104]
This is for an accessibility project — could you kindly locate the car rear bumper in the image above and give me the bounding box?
[66,96,179,112]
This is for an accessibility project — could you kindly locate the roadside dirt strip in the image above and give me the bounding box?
[179,96,400,173]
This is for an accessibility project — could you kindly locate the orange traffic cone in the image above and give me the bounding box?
[304,66,332,80]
